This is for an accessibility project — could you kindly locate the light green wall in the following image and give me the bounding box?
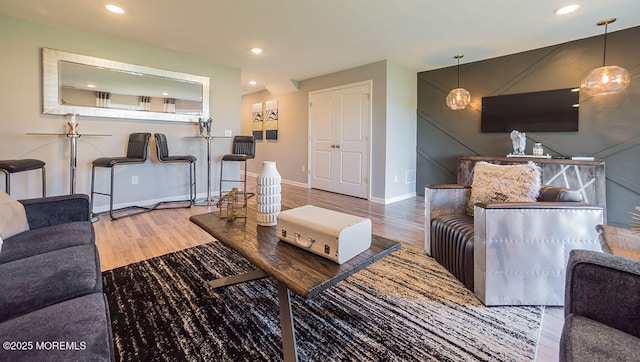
[0,15,241,208]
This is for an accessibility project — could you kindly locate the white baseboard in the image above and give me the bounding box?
[92,182,414,213]
[371,192,416,205]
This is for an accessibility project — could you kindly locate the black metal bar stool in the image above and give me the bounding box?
[90,133,151,220]
[153,133,196,208]
[0,159,46,197]
[219,135,255,208]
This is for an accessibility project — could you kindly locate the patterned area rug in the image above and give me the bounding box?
[102,241,544,361]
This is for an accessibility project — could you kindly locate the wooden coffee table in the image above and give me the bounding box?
[190,207,400,362]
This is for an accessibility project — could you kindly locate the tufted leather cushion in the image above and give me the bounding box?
[431,214,475,290]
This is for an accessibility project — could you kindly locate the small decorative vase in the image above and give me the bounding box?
[256,161,281,226]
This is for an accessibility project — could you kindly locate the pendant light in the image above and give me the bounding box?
[581,18,630,96]
[446,54,471,110]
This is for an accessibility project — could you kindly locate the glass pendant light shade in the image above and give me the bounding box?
[446,88,471,110]
[581,18,630,96]
[446,54,471,110]
[581,65,630,96]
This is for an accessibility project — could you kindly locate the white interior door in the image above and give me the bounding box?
[309,81,370,198]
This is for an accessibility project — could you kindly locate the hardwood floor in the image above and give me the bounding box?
[93,178,561,361]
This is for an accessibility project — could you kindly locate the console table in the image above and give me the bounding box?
[458,156,607,221]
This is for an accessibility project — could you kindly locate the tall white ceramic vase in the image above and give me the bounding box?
[256,161,281,226]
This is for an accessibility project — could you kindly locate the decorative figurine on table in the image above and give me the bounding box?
[198,117,206,135]
[510,130,526,155]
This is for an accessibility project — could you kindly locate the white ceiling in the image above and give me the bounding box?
[1,0,639,95]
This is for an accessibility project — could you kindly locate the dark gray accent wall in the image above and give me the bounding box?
[417,26,640,227]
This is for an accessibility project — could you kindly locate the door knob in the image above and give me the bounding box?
[335,144,340,148]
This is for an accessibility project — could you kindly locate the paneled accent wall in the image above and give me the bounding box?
[417,26,640,227]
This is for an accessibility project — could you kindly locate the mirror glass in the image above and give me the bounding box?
[42,48,210,122]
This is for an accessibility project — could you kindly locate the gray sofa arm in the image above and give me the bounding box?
[565,249,640,338]
[424,184,470,256]
[0,245,102,323]
[19,194,90,230]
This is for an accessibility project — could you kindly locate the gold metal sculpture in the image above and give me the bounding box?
[216,187,247,222]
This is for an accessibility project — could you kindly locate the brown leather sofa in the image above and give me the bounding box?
[425,184,604,306]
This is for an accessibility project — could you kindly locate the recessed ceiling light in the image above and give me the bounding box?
[249,81,257,85]
[86,84,96,88]
[555,4,579,15]
[251,48,263,54]
[106,4,125,14]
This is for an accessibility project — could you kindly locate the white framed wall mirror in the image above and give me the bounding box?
[42,48,210,122]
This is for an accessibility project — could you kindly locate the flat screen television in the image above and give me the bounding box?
[481,88,579,133]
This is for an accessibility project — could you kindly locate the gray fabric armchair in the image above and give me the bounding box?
[560,249,640,361]
[425,184,604,306]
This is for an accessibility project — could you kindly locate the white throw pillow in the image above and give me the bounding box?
[466,161,541,216]
[0,191,30,239]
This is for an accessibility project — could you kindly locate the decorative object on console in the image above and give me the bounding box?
[65,113,79,136]
[532,142,544,156]
[466,161,541,216]
[256,161,281,226]
[509,130,526,155]
[581,18,630,96]
[446,54,471,110]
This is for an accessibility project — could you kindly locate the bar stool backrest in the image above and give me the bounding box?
[126,133,151,160]
[232,136,256,159]
[154,133,170,160]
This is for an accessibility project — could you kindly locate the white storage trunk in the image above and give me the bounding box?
[276,205,372,264]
